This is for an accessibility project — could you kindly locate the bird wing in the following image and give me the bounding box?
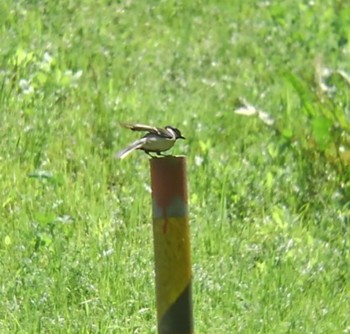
[115,137,148,159]
[120,123,170,137]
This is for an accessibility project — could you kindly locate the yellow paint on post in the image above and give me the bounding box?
[153,216,192,321]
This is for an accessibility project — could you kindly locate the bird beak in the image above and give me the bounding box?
[180,135,185,139]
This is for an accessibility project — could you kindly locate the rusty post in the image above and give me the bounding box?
[150,156,194,334]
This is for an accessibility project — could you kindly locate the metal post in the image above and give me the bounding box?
[150,156,194,334]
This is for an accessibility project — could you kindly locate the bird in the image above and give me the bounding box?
[116,123,185,159]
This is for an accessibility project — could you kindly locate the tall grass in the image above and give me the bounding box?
[1,1,349,332]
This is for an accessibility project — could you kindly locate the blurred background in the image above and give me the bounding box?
[0,1,349,332]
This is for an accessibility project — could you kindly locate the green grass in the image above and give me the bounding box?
[1,0,350,332]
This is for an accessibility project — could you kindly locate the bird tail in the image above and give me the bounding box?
[115,138,146,159]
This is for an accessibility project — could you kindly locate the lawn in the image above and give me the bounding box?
[1,0,350,333]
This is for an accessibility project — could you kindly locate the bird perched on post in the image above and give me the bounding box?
[116,123,185,159]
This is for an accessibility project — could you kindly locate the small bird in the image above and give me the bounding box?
[116,123,185,159]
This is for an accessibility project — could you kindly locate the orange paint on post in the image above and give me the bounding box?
[150,156,187,206]
[150,157,188,233]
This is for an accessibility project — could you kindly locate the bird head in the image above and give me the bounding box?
[165,126,185,140]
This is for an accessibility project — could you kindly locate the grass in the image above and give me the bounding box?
[1,0,350,332]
